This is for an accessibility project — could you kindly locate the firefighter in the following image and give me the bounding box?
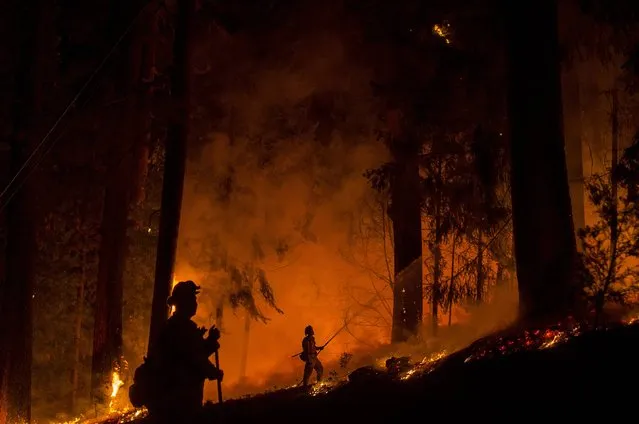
[146,280,224,422]
[301,325,324,386]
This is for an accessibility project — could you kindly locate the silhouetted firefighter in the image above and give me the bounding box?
[129,281,223,422]
[301,325,324,386]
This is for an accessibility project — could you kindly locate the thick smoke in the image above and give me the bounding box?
[173,25,393,400]
[167,5,527,401]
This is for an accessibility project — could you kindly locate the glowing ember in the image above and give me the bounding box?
[540,331,568,349]
[115,408,148,423]
[51,319,639,423]
[420,350,448,365]
[432,23,451,44]
[464,324,583,363]
[375,356,392,369]
[399,350,448,380]
[309,380,345,397]
[47,408,148,424]
[400,368,417,380]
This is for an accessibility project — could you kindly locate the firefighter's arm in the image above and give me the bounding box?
[200,359,224,381]
[192,341,223,380]
[204,326,221,355]
[184,327,222,380]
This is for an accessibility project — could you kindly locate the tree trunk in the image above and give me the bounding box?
[148,0,194,354]
[91,162,129,403]
[558,0,586,245]
[562,66,586,245]
[71,247,87,413]
[389,141,423,343]
[598,89,619,322]
[1,0,46,421]
[504,0,580,324]
[447,237,457,327]
[3,124,38,424]
[91,0,153,402]
[0,143,6,424]
[431,197,442,336]
[476,231,485,303]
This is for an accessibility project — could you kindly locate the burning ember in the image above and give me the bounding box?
[309,379,346,397]
[432,23,451,44]
[463,323,582,363]
[623,312,639,325]
[109,408,147,424]
[370,350,449,382]
[53,318,639,423]
[400,350,448,380]
[48,407,148,424]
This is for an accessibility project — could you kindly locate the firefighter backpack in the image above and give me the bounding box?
[129,357,155,407]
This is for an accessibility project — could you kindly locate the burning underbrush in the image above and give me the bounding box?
[53,311,639,424]
[221,312,639,402]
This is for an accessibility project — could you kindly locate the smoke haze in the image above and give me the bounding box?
[174,25,393,400]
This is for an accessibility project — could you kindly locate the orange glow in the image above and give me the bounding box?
[108,371,124,412]
[159,136,397,401]
[169,277,179,315]
[432,23,451,44]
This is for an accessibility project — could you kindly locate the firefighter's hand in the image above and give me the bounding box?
[208,325,221,341]
[317,346,324,351]
[214,369,224,382]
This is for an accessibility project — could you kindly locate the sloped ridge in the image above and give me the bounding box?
[109,322,639,423]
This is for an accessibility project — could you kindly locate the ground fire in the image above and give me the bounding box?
[108,372,124,413]
[48,314,638,424]
[3,1,639,423]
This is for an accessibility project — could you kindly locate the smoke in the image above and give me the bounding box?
[123,1,524,404]
[170,20,394,401]
[209,283,519,399]
[161,9,526,400]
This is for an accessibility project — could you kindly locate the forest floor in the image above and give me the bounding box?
[100,317,639,424]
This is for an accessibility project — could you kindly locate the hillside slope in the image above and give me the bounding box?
[201,322,639,423]
[114,321,639,423]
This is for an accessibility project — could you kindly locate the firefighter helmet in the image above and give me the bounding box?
[167,280,200,306]
[305,325,314,336]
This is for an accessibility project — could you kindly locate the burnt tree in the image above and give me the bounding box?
[91,0,154,401]
[558,0,586,246]
[1,0,48,421]
[561,66,585,244]
[387,110,423,343]
[148,0,194,353]
[504,0,580,323]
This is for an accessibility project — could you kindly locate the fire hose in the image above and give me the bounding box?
[209,312,224,405]
[215,350,223,404]
[290,296,379,359]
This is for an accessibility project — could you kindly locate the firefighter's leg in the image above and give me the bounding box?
[314,358,323,382]
[303,360,314,386]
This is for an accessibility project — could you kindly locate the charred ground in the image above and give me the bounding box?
[104,320,639,423]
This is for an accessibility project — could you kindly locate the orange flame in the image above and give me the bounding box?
[108,371,124,412]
